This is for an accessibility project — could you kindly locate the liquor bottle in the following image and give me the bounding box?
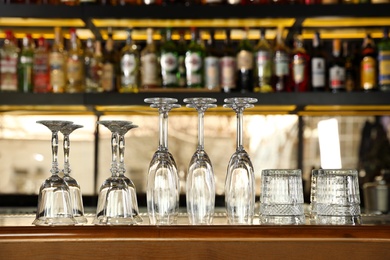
[160,28,179,88]
[18,34,34,93]
[329,39,346,92]
[310,32,327,91]
[220,29,236,93]
[141,28,160,89]
[185,27,204,88]
[0,30,19,92]
[85,39,103,92]
[272,27,290,92]
[33,36,51,93]
[50,27,66,93]
[66,28,84,93]
[102,28,119,92]
[177,30,187,88]
[204,30,220,91]
[119,28,140,93]
[290,31,310,92]
[343,41,357,92]
[84,38,95,91]
[378,27,390,91]
[360,33,377,91]
[254,28,272,93]
[236,28,254,93]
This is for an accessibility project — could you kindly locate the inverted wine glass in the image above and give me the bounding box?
[145,97,181,225]
[94,120,138,225]
[224,97,258,225]
[184,97,216,225]
[117,121,143,224]
[33,120,77,226]
[60,123,87,224]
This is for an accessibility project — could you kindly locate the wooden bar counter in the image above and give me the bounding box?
[1,217,390,260]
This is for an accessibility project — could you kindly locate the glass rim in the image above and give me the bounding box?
[318,169,358,176]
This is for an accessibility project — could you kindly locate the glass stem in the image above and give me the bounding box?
[50,131,60,176]
[63,134,70,176]
[159,110,168,151]
[198,110,204,150]
[118,134,125,176]
[110,132,118,177]
[237,109,244,150]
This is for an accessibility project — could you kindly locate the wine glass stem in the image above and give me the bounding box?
[50,131,60,176]
[110,132,118,177]
[118,134,125,175]
[237,109,244,150]
[63,134,70,175]
[198,111,204,150]
[159,110,168,150]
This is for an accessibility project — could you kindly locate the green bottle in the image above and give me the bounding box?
[378,27,390,91]
[18,34,34,93]
[185,27,205,88]
[160,28,179,88]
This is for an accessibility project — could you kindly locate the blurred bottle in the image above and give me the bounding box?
[227,0,241,4]
[66,28,84,93]
[272,27,290,92]
[141,28,160,89]
[329,39,346,92]
[305,0,321,3]
[343,41,358,91]
[160,28,179,88]
[254,28,272,93]
[102,28,118,92]
[236,28,254,93]
[185,27,204,88]
[61,0,80,5]
[119,28,140,93]
[33,36,51,93]
[204,30,220,91]
[18,34,34,93]
[177,30,187,88]
[85,39,104,92]
[378,27,390,91]
[0,30,19,92]
[50,27,66,93]
[202,0,224,4]
[371,0,390,3]
[80,0,97,4]
[310,32,327,91]
[220,29,236,93]
[290,31,310,92]
[322,0,338,3]
[360,33,377,91]
[342,0,359,3]
[143,0,161,4]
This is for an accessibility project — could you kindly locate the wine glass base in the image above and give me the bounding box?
[32,216,77,226]
[93,216,139,226]
[315,215,362,225]
[259,215,306,225]
[74,215,88,224]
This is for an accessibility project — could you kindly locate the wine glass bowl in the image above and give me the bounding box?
[184,97,217,225]
[145,97,181,225]
[223,97,258,225]
[94,120,140,225]
[59,123,87,224]
[33,120,77,226]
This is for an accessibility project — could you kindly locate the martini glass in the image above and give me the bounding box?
[117,121,143,224]
[184,97,216,225]
[144,97,181,225]
[33,120,77,226]
[94,120,138,225]
[60,123,87,224]
[224,97,258,225]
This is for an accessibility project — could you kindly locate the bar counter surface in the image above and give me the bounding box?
[0,213,390,259]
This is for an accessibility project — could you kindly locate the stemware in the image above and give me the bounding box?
[145,97,181,225]
[117,121,143,223]
[223,97,258,225]
[184,97,216,225]
[33,120,77,226]
[94,120,139,225]
[60,123,87,224]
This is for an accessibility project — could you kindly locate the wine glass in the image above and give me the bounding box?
[224,97,258,225]
[144,97,181,225]
[184,97,216,225]
[33,120,77,226]
[117,121,143,224]
[59,123,87,224]
[94,120,138,225]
